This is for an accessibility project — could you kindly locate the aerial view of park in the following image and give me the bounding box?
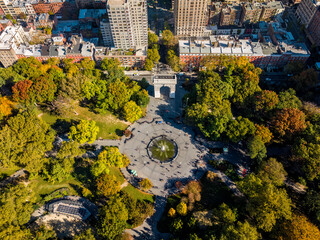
[1,0,320,240]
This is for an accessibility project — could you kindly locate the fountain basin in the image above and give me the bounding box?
[147,135,178,162]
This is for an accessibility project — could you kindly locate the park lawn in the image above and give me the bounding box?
[37,104,128,140]
[109,167,154,203]
[122,184,154,203]
[0,166,21,179]
[109,167,125,184]
[29,177,82,203]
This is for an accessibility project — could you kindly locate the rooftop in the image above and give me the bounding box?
[79,9,107,19]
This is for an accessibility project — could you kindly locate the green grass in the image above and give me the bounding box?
[109,167,125,184]
[0,166,20,178]
[122,184,154,203]
[29,177,82,202]
[37,104,128,139]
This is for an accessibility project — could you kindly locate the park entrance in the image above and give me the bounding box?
[153,74,177,98]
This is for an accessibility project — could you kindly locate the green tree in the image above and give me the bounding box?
[69,120,99,144]
[254,124,273,144]
[250,90,279,113]
[100,58,125,80]
[166,50,180,72]
[147,49,160,63]
[214,203,237,225]
[98,197,128,239]
[144,58,154,71]
[305,190,320,225]
[96,174,121,197]
[148,32,158,47]
[170,218,183,233]
[258,158,287,186]
[176,202,187,216]
[294,139,320,180]
[123,101,143,122]
[0,112,54,173]
[44,141,84,183]
[97,79,132,113]
[225,117,255,143]
[131,89,150,107]
[277,89,302,110]
[247,136,267,163]
[223,221,259,240]
[12,57,43,79]
[97,147,130,168]
[162,29,175,47]
[239,174,292,232]
[0,183,36,240]
[73,229,95,240]
[139,178,153,190]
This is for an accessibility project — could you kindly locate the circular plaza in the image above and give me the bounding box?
[122,113,206,196]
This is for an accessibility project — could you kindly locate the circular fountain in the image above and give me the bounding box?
[147,135,178,162]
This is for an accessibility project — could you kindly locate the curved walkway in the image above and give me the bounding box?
[125,196,170,240]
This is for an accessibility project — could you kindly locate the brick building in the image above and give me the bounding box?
[179,35,310,71]
[32,0,75,14]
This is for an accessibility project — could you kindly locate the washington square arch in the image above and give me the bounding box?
[153,74,177,98]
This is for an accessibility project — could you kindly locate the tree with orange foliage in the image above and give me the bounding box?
[255,124,273,144]
[277,214,320,240]
[272,108,306,137]
[0,96,14,119]
[12,79,32,103]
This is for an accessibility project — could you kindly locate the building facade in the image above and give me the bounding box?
[0,43,18,67]
[179,36,310,71]
[240,3,262,24]
[106,0,147,49]
[173,0,208,37]
[220,4,242,26]
[307,8,320,46]
[296,0,320,27]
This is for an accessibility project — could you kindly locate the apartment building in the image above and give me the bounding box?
[220,4,242,26]
[100,18,113,46]
[296,0,320,27]
[0,26,31,45]
[240,3,262,24]
[179,35,310,71]
[0,43,18,67]
[208,2,221,26]
[95,46,146,68]
[173,0,208,37]
[260,1,284,22]
[307,7,320,46]
[106,0,147,49]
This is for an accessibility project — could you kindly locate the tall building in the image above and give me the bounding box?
[173,0,208,37]
[307,8,320,46]
[296,0,320,27]
[106,0,147,49]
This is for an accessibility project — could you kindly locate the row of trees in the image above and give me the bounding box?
[0,56,150,123]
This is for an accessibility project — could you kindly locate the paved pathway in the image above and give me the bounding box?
[90,95,245,239]
[125,196,170,240]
